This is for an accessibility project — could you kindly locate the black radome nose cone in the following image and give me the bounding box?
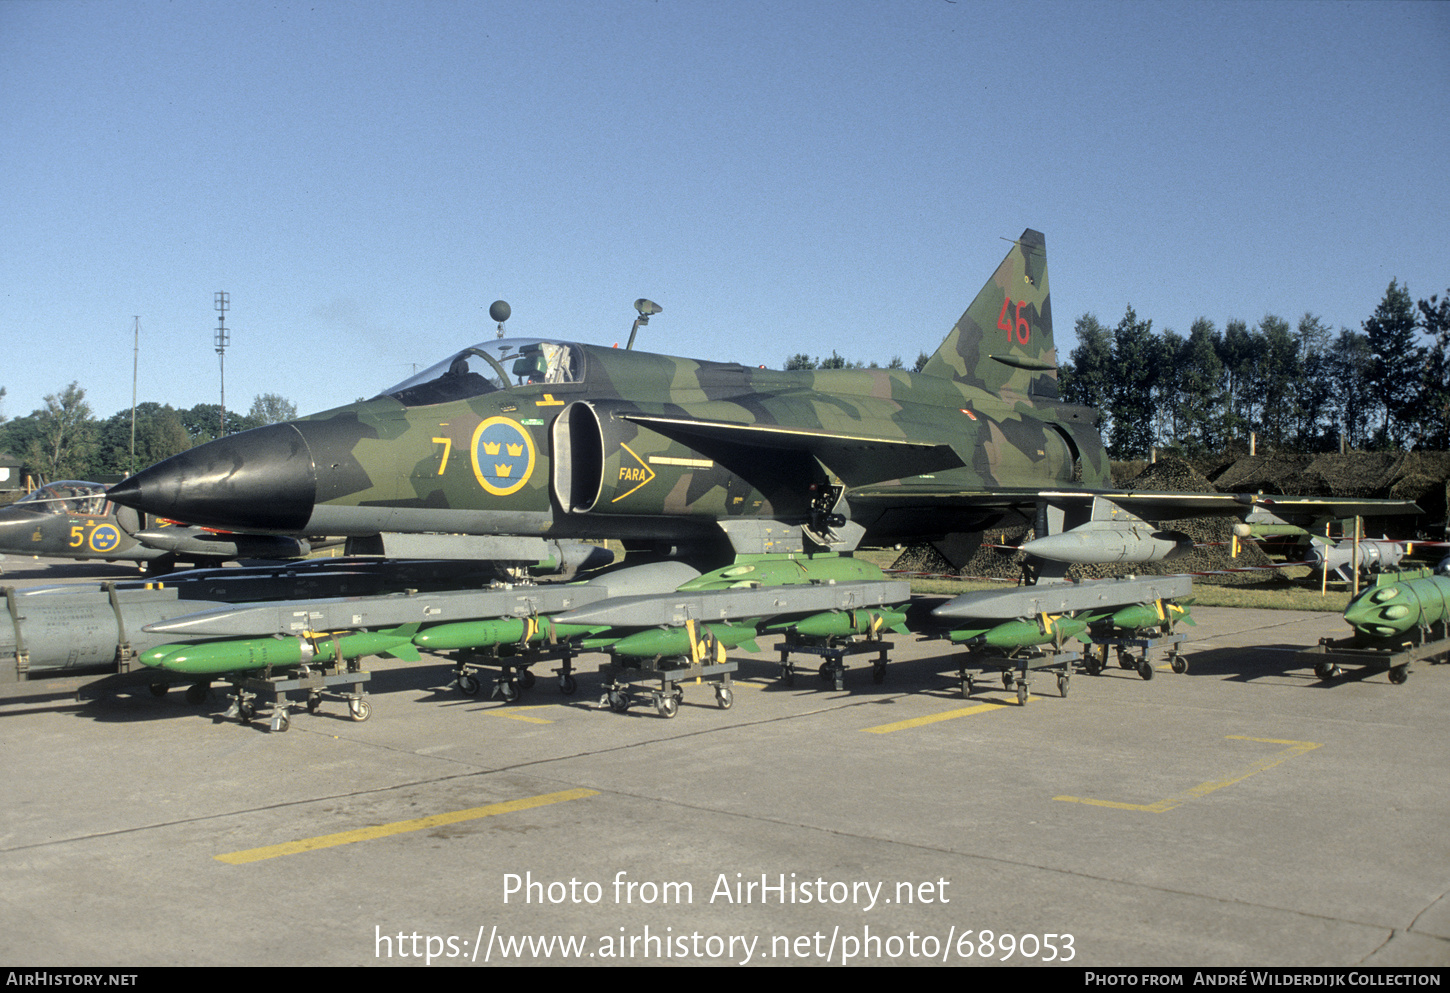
[108,422,317,532]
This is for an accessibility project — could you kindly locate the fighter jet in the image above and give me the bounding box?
[107,230,1416,578]
[0,479,308,573]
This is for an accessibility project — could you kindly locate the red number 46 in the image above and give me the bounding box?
[997,296,1031,345]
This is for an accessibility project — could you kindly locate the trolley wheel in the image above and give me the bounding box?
[715,685,734,710]
[271,712,290,733]
[237,699,255,721]
[1084,655,1105,676]
[349,697,371,721]
[818,662,832,683]
[1170,655,1188,675]
[606,690,630,713]
[872,662,886,684]
[656,692,679,718]
[1002,670,1014,689]
[558,673,577,695]
[1016,681,1028,706]
[1314,661,1341,681]
[1137,659,1155,681]
[518,668,536,690]
[306,693,322,714]
[1057,672,1070,698]
[1388,665,1409,685]
[457,673,481,696]
[495,679,519,703]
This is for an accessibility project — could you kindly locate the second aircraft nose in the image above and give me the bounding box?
[107,422,318,533]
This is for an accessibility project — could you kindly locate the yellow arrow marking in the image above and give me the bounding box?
[216,788,598,863]
[611,442,656,502]
[1054,736,1321,812]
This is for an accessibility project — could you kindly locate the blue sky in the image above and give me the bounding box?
[2,0,1447,423]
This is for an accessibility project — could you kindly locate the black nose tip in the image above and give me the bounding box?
[108,423,317,532]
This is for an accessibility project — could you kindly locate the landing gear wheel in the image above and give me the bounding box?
[1170,655,1188,675]
[1389,665,1409,685]
[185,682,209,705]
[1137,659,1155,681]
[457,673,481,696]
[558,674,577,695]
[349,697,371,722]
[655,692,679,718]
[149,682,167,697]
[715,685,734,710]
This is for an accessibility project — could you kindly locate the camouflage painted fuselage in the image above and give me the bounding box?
[287,344,1107,542]
[109,230,1111,552]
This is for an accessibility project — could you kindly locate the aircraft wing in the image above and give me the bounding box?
[848,487,1422,520]
[618,412,966,488]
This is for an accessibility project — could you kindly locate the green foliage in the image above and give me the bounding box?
[1060,314,1113,415]
[0,388,299,481]
[1364,279,1423,448]
[1177,318,1226,452]
[96,403,192,476]
[1417,291,1450,448]
[248,393,298,425]
[25,382,96,482]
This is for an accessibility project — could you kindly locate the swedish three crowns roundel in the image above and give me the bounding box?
[470,417,536,496]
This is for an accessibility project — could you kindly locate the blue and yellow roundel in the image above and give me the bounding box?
[87,524,122,553]
[470,417,536,496]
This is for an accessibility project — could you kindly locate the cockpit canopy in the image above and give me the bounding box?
[15,480,110,516]
[379,338,583,407]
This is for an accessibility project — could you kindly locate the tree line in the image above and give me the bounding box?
[783,280,1450,459]
[0,385,297,484]
[1059,281,1450,458]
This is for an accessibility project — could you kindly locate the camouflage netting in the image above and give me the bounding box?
[888,452,1450,586]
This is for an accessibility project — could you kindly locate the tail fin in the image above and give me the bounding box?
[919,228,1057,400]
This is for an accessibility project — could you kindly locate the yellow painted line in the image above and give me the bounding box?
[1055,736,1321,812]
[648,455,715,468]
[216,788,599,864]
[864,696,1032,733]
[489,706,554,724]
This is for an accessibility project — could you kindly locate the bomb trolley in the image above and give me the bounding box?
[1079,630,1189,681]
[776,634,893,692]
[448,642,581,701]
[597,655,737,718]
[1299,623,1450,685]
[597,622,740,718]
[950,642,1080,705]
[220,657,371,733]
